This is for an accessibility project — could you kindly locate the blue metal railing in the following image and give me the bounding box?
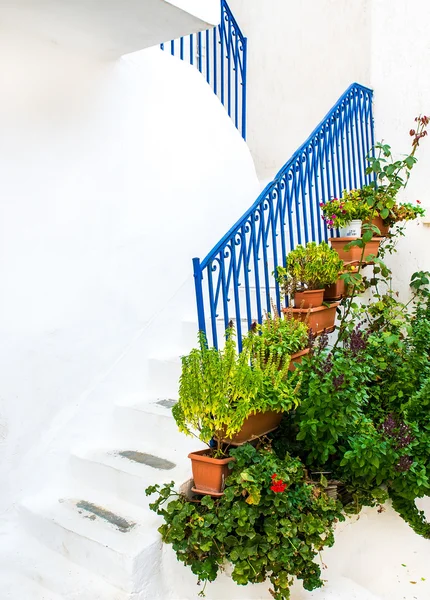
[161,0,247,139]
[192,83,375,349]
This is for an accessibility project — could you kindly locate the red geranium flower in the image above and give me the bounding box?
[270,481,287,493]
[270,475,287,493]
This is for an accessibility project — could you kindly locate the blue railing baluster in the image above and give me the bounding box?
[227,15,232,117]
[206,30,210,84]
[350,93,358,189]
[193,83,374,348]
[234,31,239,129]
[339,104,348,196]
[358,92,367,187]
[241,37,247,139]
[190,33,194,65]
[197,32,202,72]
[192,258,206,334]
[207,260,218,348]
[306,147,317,244]
[161,1,247,139]
[213,24,218,95]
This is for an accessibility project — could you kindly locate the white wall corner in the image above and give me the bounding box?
[164,0,220,28]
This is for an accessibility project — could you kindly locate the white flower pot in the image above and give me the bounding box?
[339,219,362,237]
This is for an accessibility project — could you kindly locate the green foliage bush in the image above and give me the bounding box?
[146,445,344,600]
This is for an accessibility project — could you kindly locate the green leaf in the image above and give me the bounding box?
[362,230,373,243]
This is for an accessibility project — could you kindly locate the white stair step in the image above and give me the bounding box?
[20,490,163,594]
[70,445,193,507]
[146,355,182,397]
[0,572,64,600]
[7,530,129,600]
[113,397,206,455]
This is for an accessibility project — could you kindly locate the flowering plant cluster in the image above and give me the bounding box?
[320,188,372,229]
[385,200,425,225]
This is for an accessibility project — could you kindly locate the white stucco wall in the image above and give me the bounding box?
[370,0,430,300]
[0,30,260,515]
[227,0,371,180]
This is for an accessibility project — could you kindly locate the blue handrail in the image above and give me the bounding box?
[161,0,247,139]
[193,83,375,349]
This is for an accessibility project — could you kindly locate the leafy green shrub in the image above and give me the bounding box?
[276,241,343,298]
[146,445,344,600]
[250,307,309,365]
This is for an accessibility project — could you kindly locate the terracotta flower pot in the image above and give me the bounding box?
[329,237,382,262]
[285,303,339,334]
[289,347,311,371]
[189,449,235,496]
[324,278,345,301]
[220,410,283,446]
[370,215,390,236]
[294,289,325,309]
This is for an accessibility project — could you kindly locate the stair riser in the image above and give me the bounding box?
[146,358,181,397]
[113,406,201,454]
[70,454,191,507]
[20,504,161,593]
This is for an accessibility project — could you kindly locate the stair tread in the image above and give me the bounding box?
[116,396,177,414]
[72,445,191,480]
[22,489,160,556]
[0,572,64,600]
[6,531,129,600]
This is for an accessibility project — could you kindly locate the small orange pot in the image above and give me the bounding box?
[289,347,311,371]
[329,237,382,262]
[220,410,283,446]
[189,450,235,495]
[370,215,390,236]
[324,278,345,301]
[294,289,325,309]
[285,303,339,334]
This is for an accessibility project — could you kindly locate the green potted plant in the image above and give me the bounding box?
[173,330,300,495]
[250,306,310,371]
[276,241,343,309]
[146,444,343,600]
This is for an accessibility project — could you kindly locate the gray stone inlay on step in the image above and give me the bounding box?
[156,398,176,409]
[75,500,136,533]
[118,450,175,471]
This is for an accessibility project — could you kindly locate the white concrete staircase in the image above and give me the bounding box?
[10,323,206,600]
[13,393,203,599]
